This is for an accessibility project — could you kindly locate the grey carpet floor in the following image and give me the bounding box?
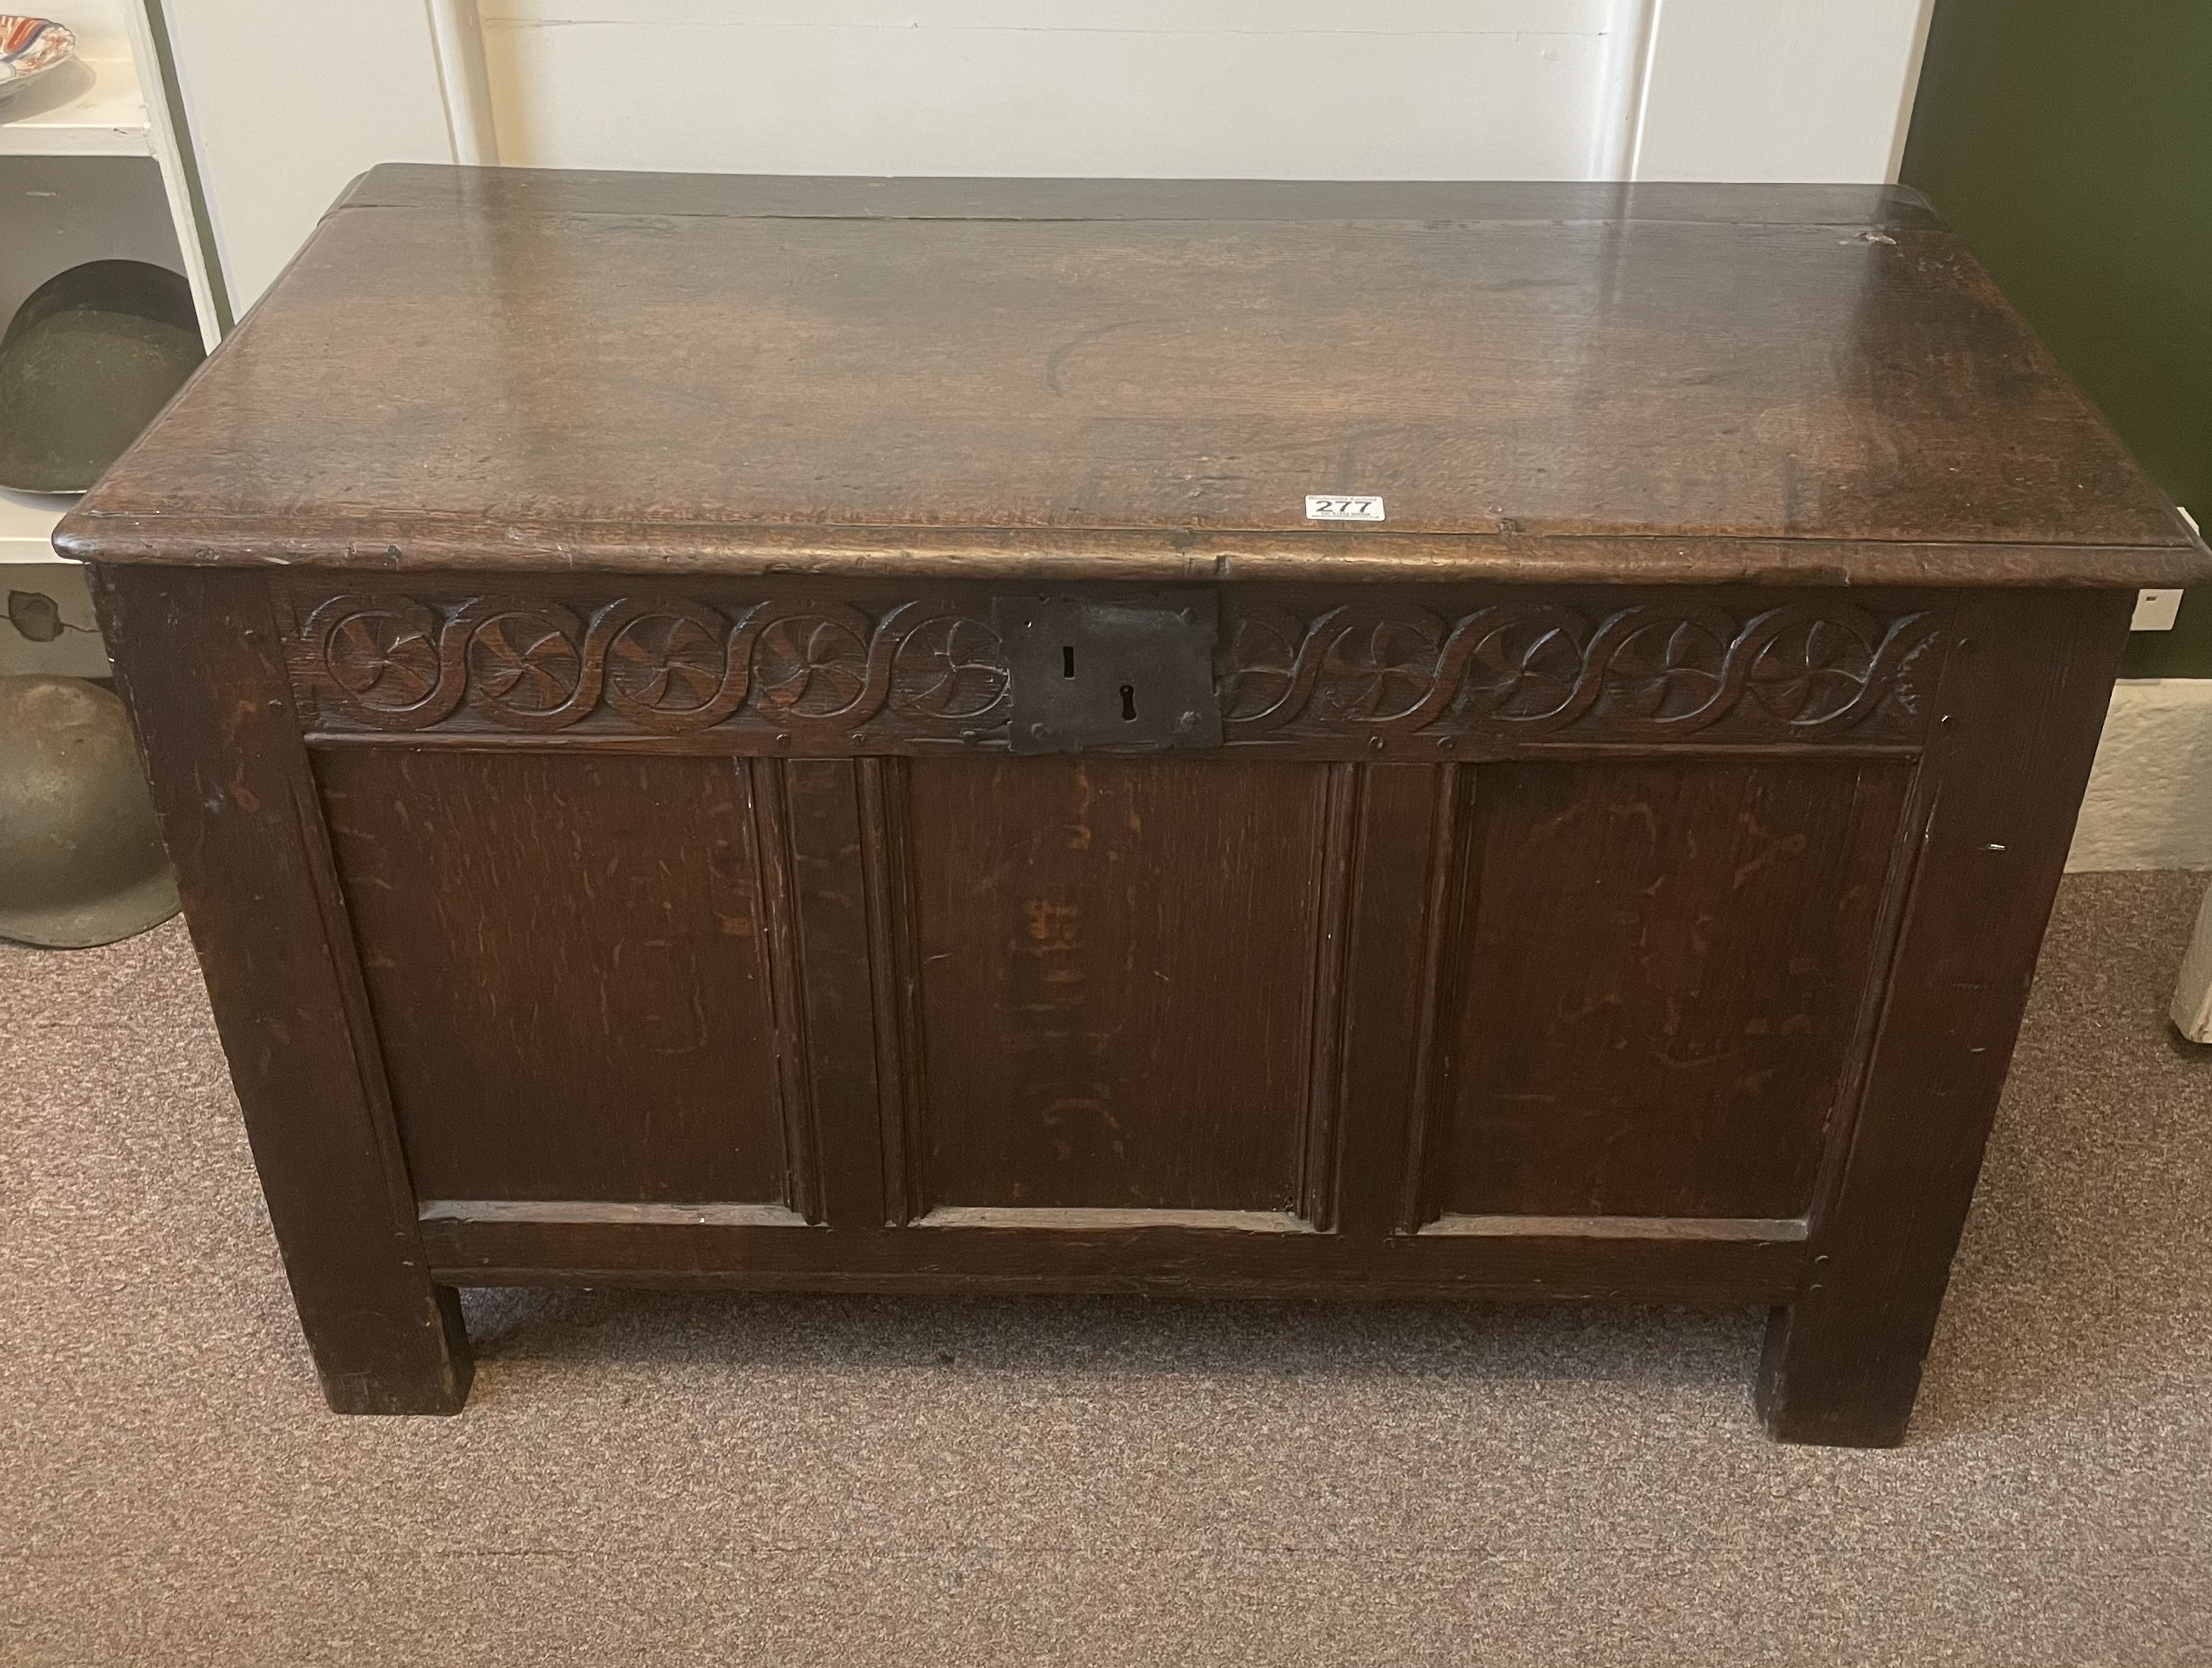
[3,871,2210,1667]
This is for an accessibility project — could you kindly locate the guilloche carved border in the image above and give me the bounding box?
[287,593,1010,739]
[281,588,1946,748]
[1220,599,1944,745]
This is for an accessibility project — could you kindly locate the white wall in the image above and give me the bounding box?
[479,0,1617,181]
[1632,0,1938,183]
[160,0,451,309]
[162,0,1935,313]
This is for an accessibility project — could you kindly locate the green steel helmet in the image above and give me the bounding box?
[0,675,178,948]
[0,260,204,493]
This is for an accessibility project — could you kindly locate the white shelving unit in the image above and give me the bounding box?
[1,0,220,675]
[0,473,79,571]
[0,485,75,555]
[0,42,153,156]
[1,486,104,673]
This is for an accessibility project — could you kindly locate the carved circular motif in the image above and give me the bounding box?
[1461,611,1590,723]
[1315,615,1447,724]
[302,595,465,729]
[753,611,874,719]
[1596,613,1734,725]
[891,614,1008,720]
[325,605,442,709]
[465,608,586,716]
[288,590,1939,748]
[605,606,731,717]
[1745,614,1880,725]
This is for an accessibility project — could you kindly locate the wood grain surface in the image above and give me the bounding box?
[91,565,2138,1439]
[1756,588,2136,1445]
[902,756,1334,1214]
[1424,759,1910,1222]
[89,566,473,1413]
[316,749,792,1206]
[77,169,2174,1442]
[333,170,1950,228]
[268,577,1952,755]
[58,168,2206,588]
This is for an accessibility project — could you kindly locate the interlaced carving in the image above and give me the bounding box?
[290,591,1940,745]
[1217,600,1941,743]
[298,594,1009,735]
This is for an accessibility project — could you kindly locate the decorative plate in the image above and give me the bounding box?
[0,16,74,101]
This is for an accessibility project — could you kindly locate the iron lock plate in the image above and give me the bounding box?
[993,592,1223,754]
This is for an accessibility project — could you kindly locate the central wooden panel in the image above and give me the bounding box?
[1425,759,1911,1223]
[317,750,790,1205]
[903,757,1335,1214]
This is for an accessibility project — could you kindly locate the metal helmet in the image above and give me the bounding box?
[0,260,205,493]
[0,675,178,948]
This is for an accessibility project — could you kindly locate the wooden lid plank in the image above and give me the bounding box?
[62,166,2208,587]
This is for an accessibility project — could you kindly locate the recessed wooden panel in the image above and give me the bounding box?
[316,750,790,1203]
[1426,760,1910,1222]
[903,757,1335,1213]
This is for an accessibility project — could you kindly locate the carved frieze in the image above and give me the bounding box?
[291,594,1008,737]
[284,590,1943,748]
[1218,600,1944,745]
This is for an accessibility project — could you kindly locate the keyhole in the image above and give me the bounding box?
[1062,645,1077,678]
[1119,683,1137,721]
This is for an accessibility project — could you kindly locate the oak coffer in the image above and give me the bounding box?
[63,167,2211,1445]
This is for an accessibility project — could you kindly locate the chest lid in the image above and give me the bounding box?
[58,167,2210,589]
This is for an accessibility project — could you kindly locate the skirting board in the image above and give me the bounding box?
[2067,679,2212,872]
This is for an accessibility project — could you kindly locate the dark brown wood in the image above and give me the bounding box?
[314,748,790,1206]
[777,758,896,1227]
[1321,765,1443,1237]
[67,170,2207,1443]
[262,580,1956,755]
[1756,589,2135,1445]
[414,1209,1811,1304]
[1424,758,1911,1222]
[88,566,471,1414]
[903,756,1332,1214]
[57,171,2208,590]
[333,168,1949,230]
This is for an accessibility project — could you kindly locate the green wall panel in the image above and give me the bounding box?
[1904,0,2212,675]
